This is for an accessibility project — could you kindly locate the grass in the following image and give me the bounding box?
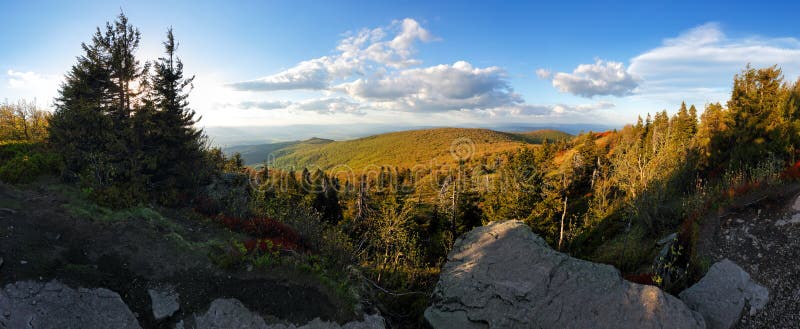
[165,232,222,252]
[47,184,177,227]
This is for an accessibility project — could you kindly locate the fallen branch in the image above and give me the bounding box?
[361,274,427,297]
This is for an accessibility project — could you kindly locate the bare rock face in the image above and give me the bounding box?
[0,280,141,329]
[679,259,769,329]
[190,298,269,329]
[424,220,706,329]
[185,298,386,329]
[148,285,181,320]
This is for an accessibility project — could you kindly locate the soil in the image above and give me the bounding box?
[696,183,800,328]
[0,181,357,328]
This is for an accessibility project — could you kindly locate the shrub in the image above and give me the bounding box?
[0,142,61,184]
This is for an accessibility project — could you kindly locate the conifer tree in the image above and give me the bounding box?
[50,13,145,190]
[146,28,205,203]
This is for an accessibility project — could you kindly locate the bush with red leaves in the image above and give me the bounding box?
[216,215,302,252]
[781,160,800,180]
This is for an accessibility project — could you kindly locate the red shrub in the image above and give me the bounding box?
[781,160,800,180]
[216,215,302,252]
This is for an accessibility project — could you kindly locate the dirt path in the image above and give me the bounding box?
[0,182,355,328]
[697,185,800,328]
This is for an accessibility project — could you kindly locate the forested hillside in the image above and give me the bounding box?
[225,128,570,168]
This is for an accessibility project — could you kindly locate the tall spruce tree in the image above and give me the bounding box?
[146,28,205,203]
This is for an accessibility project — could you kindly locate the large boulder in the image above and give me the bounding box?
[679,259,769,329]
[0,280,141,329]
[425,220,706,329]
[184,298,386,329]
[148,285,181,320]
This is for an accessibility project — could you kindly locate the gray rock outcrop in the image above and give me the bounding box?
[149,285,180,320]
[424,220,706,329]
[679,259,769,329]
[185,298,386,329]
[0,280,141,329]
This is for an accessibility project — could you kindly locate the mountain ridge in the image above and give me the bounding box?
[223,127,573,168]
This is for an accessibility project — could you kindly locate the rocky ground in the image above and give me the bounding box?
[697,185,800,328]
[0,181,369,328]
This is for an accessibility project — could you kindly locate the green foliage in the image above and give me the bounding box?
[0,142,62,184]
[0,100,50,142]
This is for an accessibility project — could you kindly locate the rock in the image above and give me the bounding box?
[775,214,800,226]
[191,298,268,328]
[0,207,17,215]
[792,194,800,211]
[657,232,678,245]
[679,259,769,329]
[425,220,706,329]
[0,280,141,329]
[148,285,180,320]
[187,298,386,329]
[0,256,3,269]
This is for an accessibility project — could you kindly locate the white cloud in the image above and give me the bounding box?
[222,18,616,123]
[335,61,521,112]
[238,100,291,110]
[628,22,800,105]
[288,97,364,115]
[498,101,615,116]
[229,18,436,92]
[3,70,62,107]
[551,60,639,97]
[535,68,552,79]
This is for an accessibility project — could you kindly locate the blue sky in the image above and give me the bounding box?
[3,0,800,140]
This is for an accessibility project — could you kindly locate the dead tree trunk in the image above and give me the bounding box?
[558,196,568,251]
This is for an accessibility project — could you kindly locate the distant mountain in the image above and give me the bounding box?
[224,127,570,169]
[223,138,333,166]
[205,123,612,147]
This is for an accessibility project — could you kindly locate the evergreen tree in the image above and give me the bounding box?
[727,65,790,166]
[145,28,206,203]
[50,13,141,191]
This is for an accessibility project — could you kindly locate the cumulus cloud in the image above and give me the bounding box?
[229,18,436,92]
[628,22,800,105]
[3,70,62,108]
[335,61,521,112]
[7,70,56,88]
[225,18,618,119]
[551,60,639,97]
[535,69,552,79]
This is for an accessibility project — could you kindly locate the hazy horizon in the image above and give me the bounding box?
[205,122,617,147]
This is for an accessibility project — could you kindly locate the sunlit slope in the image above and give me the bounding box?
[517,129,573,143]
[270,128,542,171]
